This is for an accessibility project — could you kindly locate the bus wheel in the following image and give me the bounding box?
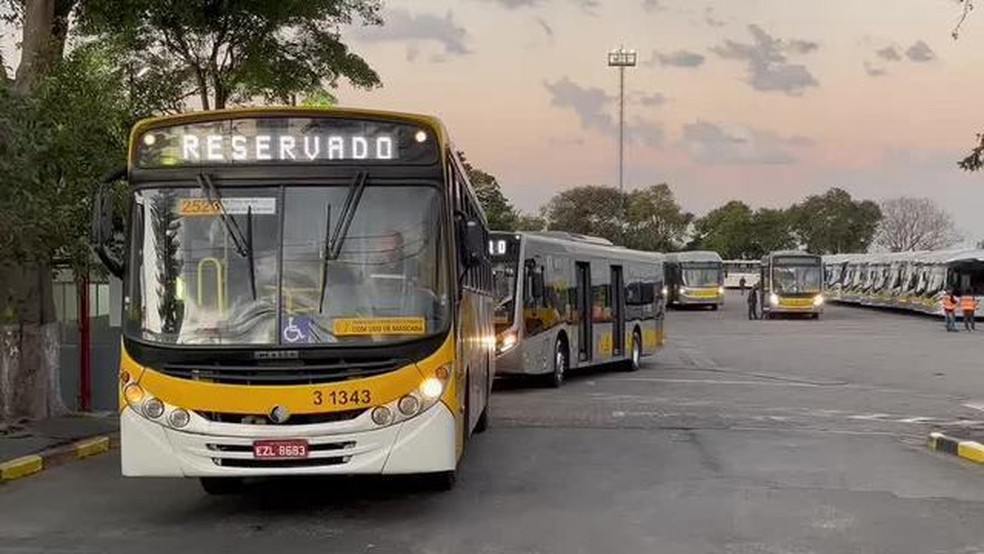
[200,477,244,496]
[626,329,642,372]
[547,338,568,388]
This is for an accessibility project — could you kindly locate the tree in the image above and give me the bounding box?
[77,0,383,110]
[624,184,693,252]
[690,201,755,259]
[874,197,962,252]
[788,188,882,254]
[515,213,546,232]
[749,208,796,257]
[543,186,623,244]
[459,152,518,231]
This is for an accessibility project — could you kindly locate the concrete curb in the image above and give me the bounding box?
[0,434,117,483]
[928,431,984,464]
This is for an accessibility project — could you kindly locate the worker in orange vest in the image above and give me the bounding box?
[960,290,977,332]
[942,291,958,332]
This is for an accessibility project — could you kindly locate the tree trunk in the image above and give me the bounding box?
[0,261,66,421]
[14,0,56,94]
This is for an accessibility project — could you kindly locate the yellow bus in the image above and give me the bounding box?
[92,108,495,493]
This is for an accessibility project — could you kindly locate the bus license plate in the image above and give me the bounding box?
[253,439,309,459]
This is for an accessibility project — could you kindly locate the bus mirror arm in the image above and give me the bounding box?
[91,167,127,280]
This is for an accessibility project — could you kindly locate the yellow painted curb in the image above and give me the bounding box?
[0,455,43,481]
[957,441,984,464]
[75,436,110,459]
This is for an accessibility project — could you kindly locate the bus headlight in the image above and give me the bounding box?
[123,383,145,406]
[661,286,668,297]
[398,395,421,416]
[718,286,725,295]
[420,377,444,400]
[167,408,191,428]
[497,331,518,355]
[813,295,824,307]
[143,397,165,419]
[769,293,779,306]
[371,406,393,426]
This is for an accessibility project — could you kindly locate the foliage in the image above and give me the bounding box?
[76,0,383,109]
[543,185,624,244]
[624,184,693,252]
[787,188,882,254]
[542,184,691,250]
[875,197,961,252]
[749,207,796,255]
[690,201,754,259]
[515,213,546,232]
[459,151,519,231]
[0,42,132,272]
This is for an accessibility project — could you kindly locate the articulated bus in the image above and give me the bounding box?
[759,251,825,319]
[723,259,760,289]
[92,108,495,493]
[489,231,665,387]
[665,251,724,309]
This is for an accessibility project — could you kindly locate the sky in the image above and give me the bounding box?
[4,0,984,240]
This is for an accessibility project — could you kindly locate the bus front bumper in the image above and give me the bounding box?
[120,403,456,478]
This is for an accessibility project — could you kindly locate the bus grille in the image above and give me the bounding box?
[158,358,408,385]
[196,409,366,425]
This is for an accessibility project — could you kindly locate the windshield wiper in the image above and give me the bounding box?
[318,170,368,313]
[197,173,256,300]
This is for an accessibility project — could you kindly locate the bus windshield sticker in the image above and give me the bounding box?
[178,198,276,216]
[332,317,427,336]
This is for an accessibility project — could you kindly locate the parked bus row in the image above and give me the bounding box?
[823,250,984,315]
[723,259,760,289]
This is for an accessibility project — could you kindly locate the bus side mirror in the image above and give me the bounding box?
[91,168,127,279]
[460,218,485,269]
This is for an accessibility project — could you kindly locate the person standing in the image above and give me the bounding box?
[961,290,977,332]
[943,291,958,332]
[747,284,759,320]
[739,276,747,296]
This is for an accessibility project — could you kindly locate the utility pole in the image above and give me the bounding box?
[607,46,637,243]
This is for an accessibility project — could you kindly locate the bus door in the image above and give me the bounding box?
[611,265,625,357]
[576,262,592,361]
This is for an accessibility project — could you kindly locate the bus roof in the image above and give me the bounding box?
[511,231,664,264]
[666,251,722,264]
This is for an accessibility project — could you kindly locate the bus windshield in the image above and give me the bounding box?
[492,260,518,334]
[125,184,449,346]
[772,262,822,294]
[681,264,721,287]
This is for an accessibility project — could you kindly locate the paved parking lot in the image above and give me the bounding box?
[2,292,983,553]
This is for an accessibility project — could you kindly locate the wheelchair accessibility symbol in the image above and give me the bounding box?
[282,316,314,344]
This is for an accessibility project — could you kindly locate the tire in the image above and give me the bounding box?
[474,402,489,433]
[625,329,642,372]
[200,477,244,496]
[547,337,568,388]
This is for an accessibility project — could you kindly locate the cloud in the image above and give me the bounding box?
[711,25,820,95]
[544,77,664,146]
[863,61,887,77]
[355,9,470,57]
[906,40,935,62]
[681,120,813,165]
[536,16,554,40]
[876,46,902,62]
[641,0,664,12]
[635,91,668,107]
[482,0,597,12]
[704,6,726,27]
[649,49,706,68]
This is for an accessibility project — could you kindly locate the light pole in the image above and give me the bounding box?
[608,46,636,242]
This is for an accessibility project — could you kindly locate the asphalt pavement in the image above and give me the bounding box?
[2,292,984,553]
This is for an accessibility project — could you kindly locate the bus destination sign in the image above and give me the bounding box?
[135,117,439,168]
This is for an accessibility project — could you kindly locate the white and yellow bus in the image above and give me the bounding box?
[93,108,495,493]
[490,231,665,387]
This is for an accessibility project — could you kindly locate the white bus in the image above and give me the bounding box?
[723,259,761,289]
[665,251,725,309]
[490,231,666,387]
